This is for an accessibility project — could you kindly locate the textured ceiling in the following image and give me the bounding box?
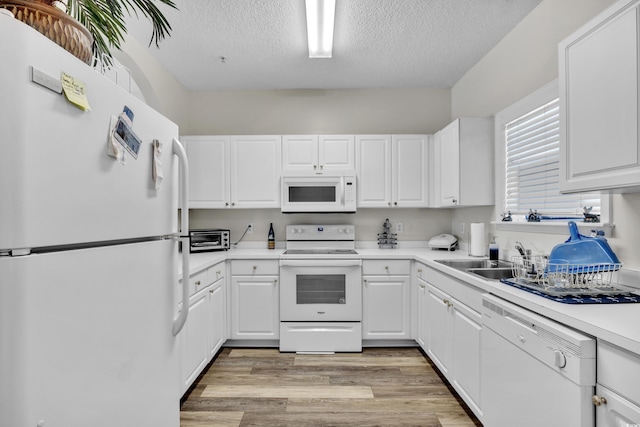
[125,0,541,91]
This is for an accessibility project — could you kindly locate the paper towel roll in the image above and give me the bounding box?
[469,223,486,257]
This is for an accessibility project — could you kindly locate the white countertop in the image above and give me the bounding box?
[416,254,640,357]
[181,246,640,356]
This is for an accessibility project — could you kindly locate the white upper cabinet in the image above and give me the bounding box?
[230,135,281,208]
[282,134,355,173]
[182,136,230,209]
[356,135,392,206]
[435,118,494,207]
[393,135,431,207]
[559,0,640,193]
[356,134,430,208]
[183,135,281,208]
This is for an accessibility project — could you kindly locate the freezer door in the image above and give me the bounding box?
[0,16,179,250]
[0,240,180,427]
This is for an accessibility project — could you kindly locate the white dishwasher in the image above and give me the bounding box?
[481,294,596,427]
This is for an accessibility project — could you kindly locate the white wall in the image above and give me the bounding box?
[451,0,616,117]
[184,87,451,135]
[448,0,640,270]
[189,208,454,248]
[114,34,190,127]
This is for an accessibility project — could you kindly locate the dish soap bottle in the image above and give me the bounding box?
[268,223,275,250]
[489,237,499,266]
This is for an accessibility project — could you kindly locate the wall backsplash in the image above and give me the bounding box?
[189,208,454,248]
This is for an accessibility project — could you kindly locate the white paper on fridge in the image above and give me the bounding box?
[107,115,126,165]
[112,114,141,159]
[152,139,164,190]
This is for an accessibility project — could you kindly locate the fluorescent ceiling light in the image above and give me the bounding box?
[305,0,336,58]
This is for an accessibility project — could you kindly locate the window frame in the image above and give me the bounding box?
[493,79,612,235]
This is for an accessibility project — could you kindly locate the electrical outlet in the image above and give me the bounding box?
[247,223,254,234]
[459,222,465,234]
[396,222,404,234]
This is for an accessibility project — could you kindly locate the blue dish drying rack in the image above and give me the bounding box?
[507,255,627,297]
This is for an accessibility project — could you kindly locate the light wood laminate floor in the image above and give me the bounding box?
[180,347,483,427]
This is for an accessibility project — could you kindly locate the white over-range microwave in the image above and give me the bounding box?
[281,171,357,213]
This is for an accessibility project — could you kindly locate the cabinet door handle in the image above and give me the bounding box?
[195,280,201,286]
[225,202,229,206]
[417,268,423,273]
[313,165,317,170]
[394,201,397,206]
[592,395,607,406]
[209,289,214,294]
[252,265,257,270]
[385,265,390,271]
[216,270,221,276]
[388,202,391,206]
[231,202,235,206]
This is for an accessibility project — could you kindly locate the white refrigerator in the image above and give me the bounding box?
[0,12,190,427]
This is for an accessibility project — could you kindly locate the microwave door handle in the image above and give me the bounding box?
[341,176,345,205]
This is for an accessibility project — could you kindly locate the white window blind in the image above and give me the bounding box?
[504,98,600,219]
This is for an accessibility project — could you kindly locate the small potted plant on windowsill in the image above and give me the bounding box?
[0,0,177,66]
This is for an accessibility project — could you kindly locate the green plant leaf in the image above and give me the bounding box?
[66,0,177,66]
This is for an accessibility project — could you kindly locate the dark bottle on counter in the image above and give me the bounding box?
[268,223,275,250]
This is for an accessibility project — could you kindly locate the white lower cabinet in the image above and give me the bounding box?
[230,260,279,340]
[595,341,640,426]
[425,284,451,374]
[209,271,226,359]
[423,268,483,419]
[180,287,210,393]
[595,385,640,427]
[415,264,428,349]
[362,260,411,340]
[180,261,226,394]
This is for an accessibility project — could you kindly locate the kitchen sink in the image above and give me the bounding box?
[466,268,514,280]
[435,259,514,281]
[435,259,512,270]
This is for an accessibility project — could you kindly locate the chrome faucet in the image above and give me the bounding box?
[515,241,535,274]
[515,241,527,258]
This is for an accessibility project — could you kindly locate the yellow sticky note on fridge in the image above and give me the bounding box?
[61,73,91,111]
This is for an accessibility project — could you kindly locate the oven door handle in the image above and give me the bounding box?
[279,259,362,268]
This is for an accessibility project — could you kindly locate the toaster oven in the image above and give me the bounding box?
[189,229,230,252]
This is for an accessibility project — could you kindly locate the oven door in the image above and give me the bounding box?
[279,259,362,321]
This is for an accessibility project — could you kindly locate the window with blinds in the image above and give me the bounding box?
[504,97,600,220]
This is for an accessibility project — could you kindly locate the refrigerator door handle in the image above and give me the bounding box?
[172,138,190,336]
